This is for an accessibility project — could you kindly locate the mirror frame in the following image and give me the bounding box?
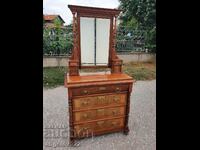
[68,5,122,76]
[79,16,111,67]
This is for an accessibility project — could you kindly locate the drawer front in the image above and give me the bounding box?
[74,118,124,137]
[72,84,129,96]
[73,93,127,110]
[74,106,125,122]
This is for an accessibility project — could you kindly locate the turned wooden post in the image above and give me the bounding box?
[69,12,79,76]
[111,15,122,74]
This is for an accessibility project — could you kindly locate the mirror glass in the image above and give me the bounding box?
[80,17,110,66]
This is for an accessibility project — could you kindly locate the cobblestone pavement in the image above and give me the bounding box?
[43,80,156,150]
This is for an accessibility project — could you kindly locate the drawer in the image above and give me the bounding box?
[74,106,125,122]
[74,118,124,137]
[71,84,129,96]
[73,93,127,110]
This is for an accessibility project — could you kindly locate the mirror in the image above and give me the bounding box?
[80,17,110,66]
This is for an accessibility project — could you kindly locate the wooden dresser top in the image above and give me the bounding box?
[65,73,134,87]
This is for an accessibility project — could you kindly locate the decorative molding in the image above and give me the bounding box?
[68,5,121,17]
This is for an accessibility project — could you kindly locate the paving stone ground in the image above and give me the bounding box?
[43,80,156,150]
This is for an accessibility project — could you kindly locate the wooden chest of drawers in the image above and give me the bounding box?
[65,73,133,144]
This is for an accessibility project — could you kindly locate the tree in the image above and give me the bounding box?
[43,23,73,55]
[53,17,62,28]
[43,16,46,27]
[119,0,156,52]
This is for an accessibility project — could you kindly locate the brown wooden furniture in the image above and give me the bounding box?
[65,5,134,145]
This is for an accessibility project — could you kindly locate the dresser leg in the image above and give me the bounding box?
[69,137,75,146]
[123,127,129,135]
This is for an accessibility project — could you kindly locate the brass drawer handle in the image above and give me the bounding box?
[97,109,104,113]
[111,121,118,126]
[113,96,120,102]
[82,90,88,94]
[83,113,88,118]
[112,110,118,115]
[97,121,105,126]
[82,101,89,106]
[97,96,105,101]
[116,87,120,91]
[81,127,89,131]
[99,87,106,90]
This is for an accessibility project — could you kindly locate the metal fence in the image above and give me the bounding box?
[116,26,146,53]
[43,26,151,56]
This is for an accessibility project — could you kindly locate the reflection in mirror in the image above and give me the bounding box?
[80,17,110,66]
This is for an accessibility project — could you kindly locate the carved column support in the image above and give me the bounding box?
[124,84,133,135]
[69,60,79,76]
[124,92,130,135]
[112,16,117,59]
[111,59,122,73]
[69,12,79,76]
[73,12,78,59]
[68,89,75,145]
[111,16,122,74]
[71,12,78,59]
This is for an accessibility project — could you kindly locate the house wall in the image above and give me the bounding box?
[43,53,156,67]
[44,17,64,27]
[44,22,54,27]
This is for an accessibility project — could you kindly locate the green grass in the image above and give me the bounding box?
[123,62,156,80]
[43,62,156,88]
[43,67,67,88]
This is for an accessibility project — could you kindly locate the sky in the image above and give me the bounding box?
[43,0,120,25]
